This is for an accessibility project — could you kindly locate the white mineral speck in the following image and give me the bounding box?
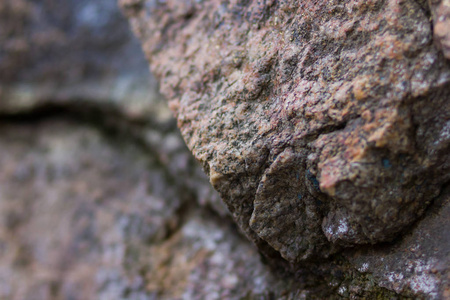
[408,260,438,298]
[358,263,369,273]
[326,226,334,237]
[338,286,347,295]
[337,218,348,234]
[387,272,404,283]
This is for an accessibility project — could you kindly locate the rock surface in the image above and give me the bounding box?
[0,119,292,299]
[430,0,450,59]
[122,0,449,257]
[121,0,450,298]
[0,0,166,119]
[0,0,448,298]
[1,0,285,299]
[0,0,225,215]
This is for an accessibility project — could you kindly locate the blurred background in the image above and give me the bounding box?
[0,0,287,299]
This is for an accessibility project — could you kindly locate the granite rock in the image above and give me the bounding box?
[0,0,448,298]
[121,0,450,298]
[122,0,450,262]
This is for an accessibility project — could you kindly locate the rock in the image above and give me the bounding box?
[121,0,449,258]
[430,0,450,59]
[346,185,450,299]
[121,0,450,298]
[0,120,184,299]
[0,0,448,298]
[0,0,225,216]
[0,120,291,299]
[0,0,282,299]
[0,0,167,120]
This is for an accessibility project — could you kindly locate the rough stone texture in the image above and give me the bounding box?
[346,185,450,299]
[121,0,450,298]
[122,0,449,258]
[0,0,449,298]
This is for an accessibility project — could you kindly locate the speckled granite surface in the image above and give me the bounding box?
[121,0,449,298]
[0,0,448,298]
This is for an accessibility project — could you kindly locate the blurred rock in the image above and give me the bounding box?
[0,0,225,215]
[0,0,283,299]
[0,0,166,119]
[0,120,183,299]
[0,120,285,299]
[430,0,450,59]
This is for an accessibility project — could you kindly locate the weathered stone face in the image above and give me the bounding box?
[0,0,447,297]
[121,0,450,263]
